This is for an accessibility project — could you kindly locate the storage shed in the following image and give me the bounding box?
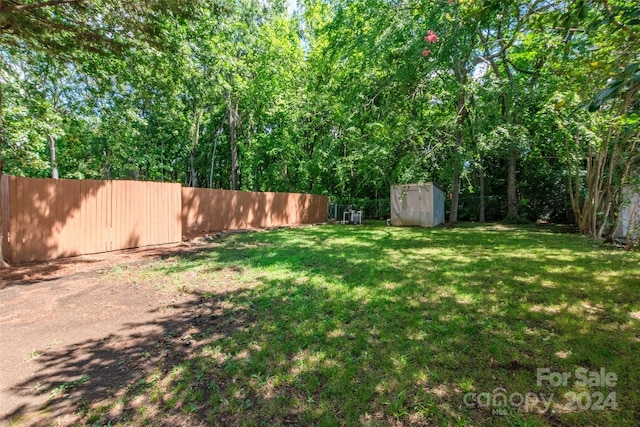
[615,189,639,242]
[390,183,445,227]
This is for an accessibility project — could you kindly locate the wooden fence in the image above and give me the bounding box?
[182,188,328,236]
[1,175,327,264]
[0,176,182,264]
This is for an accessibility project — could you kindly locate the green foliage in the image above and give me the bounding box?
[1,0,638,228]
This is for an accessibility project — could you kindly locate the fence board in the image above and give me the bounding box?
[106,181,113,252]
[51,180,62,258]
[1,175,9,261]
[15,177,25,261]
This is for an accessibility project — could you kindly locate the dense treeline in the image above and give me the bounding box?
[1,1,638,234]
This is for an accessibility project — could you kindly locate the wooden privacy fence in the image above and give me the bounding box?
[182,188,328,236]
[1,175,327,264]
[1,176,182,264]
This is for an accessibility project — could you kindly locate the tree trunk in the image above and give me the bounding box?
[566,104,638,240]
[228,95,239,190]
[479,27,520,222]
[566,134,581,227]
[48,134,59,179]
[478,163,485,223]
[450,167,460,223]
[507,148,518,220]
[0,80,8,267]
[209,137,218,189]
[449,75,468,224]
[188,107,204,187]
[208,118,226,189]
[189,152,197,187]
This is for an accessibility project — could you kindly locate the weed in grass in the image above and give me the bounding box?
[251,372,272,387]
[136,406,147,417]
[25,349,41,360]
[384,390,410,419]
[49,375,90,399]
[459,377,474,393]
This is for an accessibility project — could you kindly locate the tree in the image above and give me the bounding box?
[424,1,479,223]
[0,0,210,267]
[545,0,640,239]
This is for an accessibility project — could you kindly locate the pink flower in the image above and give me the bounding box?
[424,30,438,43]
[448,0,453,5]
[422,49,431,57]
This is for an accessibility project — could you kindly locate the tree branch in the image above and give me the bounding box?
[601,0,638,41]
[505,58,541,76]
[2,0,80,14]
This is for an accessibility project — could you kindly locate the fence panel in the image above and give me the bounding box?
[1,175,10,261]
[182,188,328,236]
[0,176,182,264]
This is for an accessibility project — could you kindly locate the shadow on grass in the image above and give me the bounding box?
[5,223,640,426]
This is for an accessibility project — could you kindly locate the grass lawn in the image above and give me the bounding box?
[89,222,639,426]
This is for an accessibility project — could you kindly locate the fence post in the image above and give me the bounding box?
[1,174,10,265]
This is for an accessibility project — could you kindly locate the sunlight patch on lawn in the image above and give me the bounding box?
[529,303,567,314]
[93,223,640,426]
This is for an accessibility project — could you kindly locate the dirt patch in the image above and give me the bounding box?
[1,240,205,287]
[0,237,254,426]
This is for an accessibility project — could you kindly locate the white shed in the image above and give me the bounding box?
[390,183,445,227]
[615,189,639,241]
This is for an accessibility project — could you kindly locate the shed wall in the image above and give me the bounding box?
[615,190,640,240]
[390,183,445,227]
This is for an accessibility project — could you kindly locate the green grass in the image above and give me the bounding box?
[92,222,639,426]
[49,375,90,400]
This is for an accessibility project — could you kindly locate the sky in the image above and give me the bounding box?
[286,0,297,16]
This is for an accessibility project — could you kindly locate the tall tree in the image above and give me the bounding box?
[476,0,550,221]
[513,0,640,238]
[563,1,640,239]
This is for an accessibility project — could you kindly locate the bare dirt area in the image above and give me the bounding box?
[0,240,235,427]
